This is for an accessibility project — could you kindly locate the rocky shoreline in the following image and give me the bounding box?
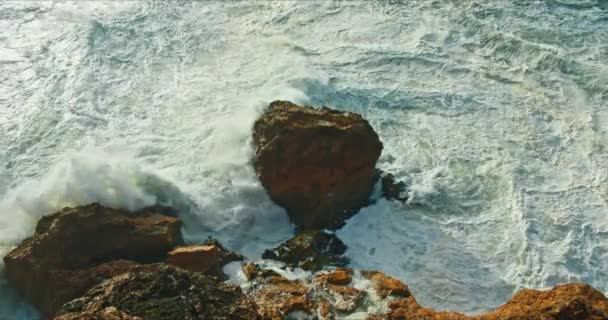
[3,101,608,319]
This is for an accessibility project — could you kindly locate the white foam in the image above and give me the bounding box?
[0,149,163,246]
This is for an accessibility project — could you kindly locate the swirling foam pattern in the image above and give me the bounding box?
[1,1,607,318]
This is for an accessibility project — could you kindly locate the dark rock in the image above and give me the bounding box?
[262,230,348,271]
[3,203,182,317]
[253,100,383,229]
[380,172,408,202]
[242,263,281,281]
[166,238,242,279]
[54,263,260,320]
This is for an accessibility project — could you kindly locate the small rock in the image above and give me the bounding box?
[313,269,365,314]
[242,263,281,281]
[166,238,242,279]
[262,230,348,271]
[314,268,353,286]
[253,100,383,229]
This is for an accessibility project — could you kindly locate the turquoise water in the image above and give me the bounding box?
[1,1,607,318]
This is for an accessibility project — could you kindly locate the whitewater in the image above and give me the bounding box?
[1,1,607,318]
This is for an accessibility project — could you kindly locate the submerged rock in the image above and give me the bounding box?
[253,100,383,229]
[3,203,182,317]
[380,171,408,202]
[166,238,242,279]
[262,230,348,271]
[54,263,260,320]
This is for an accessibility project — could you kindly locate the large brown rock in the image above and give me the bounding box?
[54,263,260,320]
[3,203,182,317]
[253,100,383,229]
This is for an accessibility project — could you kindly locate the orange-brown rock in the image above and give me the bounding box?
[3,203,182,317]
[54,306,142,320]
[479,283,608,320]
[166,239,242,279]
[54,263,260,320]
[242,262,282,281]
[253,100,383,229]
[367,281,608,320]
[368,297,468,320]
[362,270,411,298]
[239,262,608,320]
[251,277,313,320]
[314,268,353,286]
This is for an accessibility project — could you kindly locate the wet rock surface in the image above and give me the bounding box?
[54,263,260,320]
[380,171,409,203]
[242,265,367,320]
[262,230,348,271]
[3,203,182,317]
[253,100,383,229]
[479,283,608,320]
[238,263,608,320]
[166,238,242,279]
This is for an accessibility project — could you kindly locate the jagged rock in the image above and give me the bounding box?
[380,171,408,202]
[368,297,468,320]
[54,263,260,320]
[250,276,313,320]
[262,230,348,271]
[3,203,182,317]
[479,283,608,320]
[237,263,608,320]
[242,263,281,281]
[361,270,411,299]
[54,306,142,320]
[253,100,383,229]
[366,280,608,320]
[241,266,366,320]
[314,268,353,286]
[313,269,366,314]
[166,239,242,279]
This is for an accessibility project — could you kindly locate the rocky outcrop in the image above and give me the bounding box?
[243,265,366,320]
[479,283,608,320]
[166,238,242,279]
[237,263,608,320]
[54,263,260,320]
[367,281,608,320]
[262,230,348,271]
[3,204,182,317]
[253,100,383,229]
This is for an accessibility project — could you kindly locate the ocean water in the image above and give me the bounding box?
[1,1,607,318]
